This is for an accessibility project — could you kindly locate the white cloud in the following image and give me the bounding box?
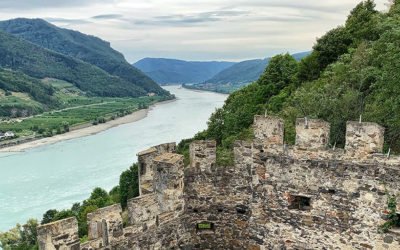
[0,0,390,63]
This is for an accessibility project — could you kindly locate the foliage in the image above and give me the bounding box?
[0,95,163,139]
[380,189,399,233]
[187,52,310,94]
[345,0,379,43]
[119,163,140,208]
[0,29,148,98]
[41,209,58,224]
[179,0,400,165]
[52,210,75,222]
[0,219,38,250]
[0,18,169,96]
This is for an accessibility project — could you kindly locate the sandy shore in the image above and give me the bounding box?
[0,99,176,152]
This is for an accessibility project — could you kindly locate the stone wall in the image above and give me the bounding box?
[37,217,79,250]
[137,142,176,195]
[38,115,400,250]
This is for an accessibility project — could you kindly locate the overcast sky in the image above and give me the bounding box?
[0,0,389,63]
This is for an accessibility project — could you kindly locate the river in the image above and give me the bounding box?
[0,86,227,232]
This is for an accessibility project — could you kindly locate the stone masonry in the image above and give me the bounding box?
[38,116,400,249]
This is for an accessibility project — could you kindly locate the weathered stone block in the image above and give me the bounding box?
[87,204,123,247]
[345,121,384,158]
[295,118,330,150]
[153,153,185,214]
[189,141,216,172]
[137,142,176,195]
[37,217,79,250]
[253,115,284,144]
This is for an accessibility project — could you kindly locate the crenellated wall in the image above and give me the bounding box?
[137,142,176,195]
[37,217,80,250]
[38,116,400,250]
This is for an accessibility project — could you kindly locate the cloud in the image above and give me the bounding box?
[92,14,123,19]
[0,0,113,10]
[44,17,91,25]
[0,0,390,63]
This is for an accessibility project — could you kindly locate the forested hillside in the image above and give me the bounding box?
[205,58,270,86]
[0,18,167,95]
[204,52,310,87]
[0,67,60,117]
[178,0,400,164]
[0,29,148,98]
[133,58,235,84]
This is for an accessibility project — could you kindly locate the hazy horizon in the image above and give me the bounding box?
[0,0,389,63]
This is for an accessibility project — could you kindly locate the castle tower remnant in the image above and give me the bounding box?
[295,118,330,150]
[86,204,123,248]
[345,121,385,158]
[153,153,185,214]
[253,115,284,145]
[137,143,176,195]
[37,217,80,250]
[189,140,216,173]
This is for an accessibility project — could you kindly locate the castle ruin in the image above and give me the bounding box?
[37,115,400,249]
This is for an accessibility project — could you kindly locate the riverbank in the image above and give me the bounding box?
[0,99,175,152]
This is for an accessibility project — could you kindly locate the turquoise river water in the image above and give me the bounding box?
[0,86,227,232]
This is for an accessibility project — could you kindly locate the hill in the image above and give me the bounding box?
[177,0,400,164]
[0,29,148,98]
[0,67,59,117]
[0,18,167,95]
[202,51,310,86]
[133,58,235,84]
[204,58,270,86]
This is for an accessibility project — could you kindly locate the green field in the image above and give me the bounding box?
[0,78,172,144]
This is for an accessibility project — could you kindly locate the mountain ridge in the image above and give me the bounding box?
[0,29,147,97]
[0,18,167,95]
[133,58,235,84]
[204,51,311,86]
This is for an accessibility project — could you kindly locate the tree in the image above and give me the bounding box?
[258,53,298,91]
[119,164,139,208]
[52,210,75,222]
[0,219,38,250]
[109,186,121,204]
[313,27,353,72]
[345,0,379,42]
[41,209,58,224]
[297,51,321,82]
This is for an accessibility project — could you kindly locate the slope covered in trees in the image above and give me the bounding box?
[184,51,310,93]
[133,58,235,84]
[0,18,167,95]
[204,52,310,86]
[0,29,148,98]
[178,0,400,164]
[0,67,60,117]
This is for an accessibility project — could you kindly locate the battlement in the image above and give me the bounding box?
[189,140,216,172]
[37,217,79,250]
[86,204,123,248]
[345,121,385,158]
[38,115,400,250]
[137,142,176,195]
[253,115,284,144]
[295,118,330,150]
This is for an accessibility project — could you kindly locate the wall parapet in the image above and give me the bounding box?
[38,115,400,250]
[37,217,79,250]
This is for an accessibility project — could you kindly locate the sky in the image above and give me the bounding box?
[0,0,390,63]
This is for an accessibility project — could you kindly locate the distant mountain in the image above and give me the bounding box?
[0,29,146,97]
[0,18,167,95]
[133,58,235,84]
[205,51,311,86]
[205,58,270,85]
